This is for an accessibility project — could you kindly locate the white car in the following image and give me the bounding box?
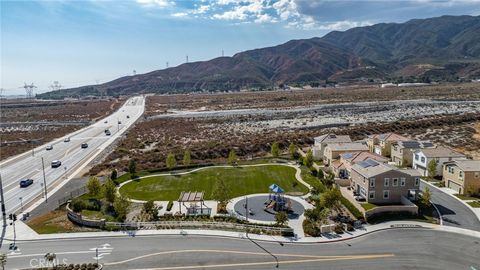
[46,145,53,150]
[64,137,70,142]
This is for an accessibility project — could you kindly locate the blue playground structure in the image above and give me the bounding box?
[264,184,292,213]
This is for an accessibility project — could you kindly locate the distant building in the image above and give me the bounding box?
[397,83,430,87]
[323,142,369,166]
[366,133,409,157]
[381,83,397,88]
[312,134,352,160]
[333,151,389,179]
[391,141,435,167]
[413,146,467,177]
[443,160,480,195]
[351,159,421,204]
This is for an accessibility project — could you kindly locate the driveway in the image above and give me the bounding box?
[420,181,480,231]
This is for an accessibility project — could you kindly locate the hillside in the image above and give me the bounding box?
[38,15,480,99]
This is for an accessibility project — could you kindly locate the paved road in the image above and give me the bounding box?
[0,96,145,215]
[420,181,480,231]
[2,229,479,269]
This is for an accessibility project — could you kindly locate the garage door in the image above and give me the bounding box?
[448,180,462,193]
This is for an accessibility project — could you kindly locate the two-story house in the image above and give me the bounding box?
[332,151,389,179]
[443,160,480,195]
[366,133,409,157]
[351,159,421,204]
[323,142,369,166]
[412,146,467,177]
[391,141,435,167]
[312,134,352,160]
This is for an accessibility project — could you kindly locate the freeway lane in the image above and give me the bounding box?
[2,229,479,269]
[0,96,145,215]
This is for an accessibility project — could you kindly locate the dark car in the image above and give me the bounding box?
[20,179,34,188]
[105,130,111,136]
[81,143,88,148]
[126,115,130,119]
[51,160,62,168]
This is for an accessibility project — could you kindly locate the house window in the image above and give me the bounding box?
[369,178,375,188]
[475,172,479,178]
[459,171,463,178]
[415,154,419,161]
[400,178,406,187]
[415,178,420,186]
[421,157,425,163]
[384,178,390,187]
[393,178,398,187]
[383,190,389,199]
[369,191,375,199]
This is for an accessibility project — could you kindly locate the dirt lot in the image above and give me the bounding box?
[0,98,124,160]
[90,83,480,175]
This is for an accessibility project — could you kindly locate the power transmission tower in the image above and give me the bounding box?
[166,62,169,68]
[133,70,137,76]
[49,81,62,91]
[186,55,189,63]
[21,83,37,99]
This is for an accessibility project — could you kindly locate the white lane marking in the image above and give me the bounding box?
[3,169,40,189]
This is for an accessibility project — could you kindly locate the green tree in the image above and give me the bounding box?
[275,211,288,226]
[321,188,342,211]
[271,142,280,158]
[0,253,7,270]
[227,149,237,165]
[288,143,297,159]
[183,149,191,166]
[113,194,131,221]
[142,200,158,221]
[110,169,118,181]
[166,152,177,169]
[212,178,230,206]
[103,178,116,204]
[420,187,432,208]
[86,176,101,197]
[303,149,314,167]
[128,159,136,176]
[427,159,438,178]
[44,253,56,268]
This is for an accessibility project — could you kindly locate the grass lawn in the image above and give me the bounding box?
[300,167,322,188]
[467,201,480,208]
[454,194,480,201]
[360,203,378,211]
[80,209,116,221]
[27,207,100,234]
[367,207,439,225]
[120,165,308,201]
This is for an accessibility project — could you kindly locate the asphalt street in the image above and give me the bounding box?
[2,229,479,269]
[0,96,145,215]
[420,181,480,231]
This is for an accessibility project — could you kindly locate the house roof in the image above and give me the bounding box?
[415,146,466,158]
[446,160,480,172]
[340,151,389,164]
[178,191,204,202]
[325,142,368,152]
[332,160,346,170]
[314,133,351,144]
[394,140,435,149]
[352,159,421,178]
[369,133,409,142]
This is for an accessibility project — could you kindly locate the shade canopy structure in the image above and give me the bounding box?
[269,184,284,194]
[178,191,204,202]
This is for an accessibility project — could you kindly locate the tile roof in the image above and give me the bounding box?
[314,133,352,144]
[415,146,466,158]
[326,142,368,152]
[448,160,480,172]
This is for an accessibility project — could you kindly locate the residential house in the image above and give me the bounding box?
[391,141,435,167]
[333,151,389,179]
[323,142,369,167]
[443,160,480,195]
[366,133,409,157]
[312,134,352,160]
[351,159,421,204]
[413,146,467,177]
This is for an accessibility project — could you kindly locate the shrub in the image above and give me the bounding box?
[340,195,364,220]
[70,198,86,212]
[346,223,354,231]
[334,223,344,234]
[166,201,174,211]
[302,219,321,237]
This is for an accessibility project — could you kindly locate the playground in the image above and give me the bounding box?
[232,184,306,222]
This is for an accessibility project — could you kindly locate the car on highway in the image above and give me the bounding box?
[104,120,108,123]
[81,143,88,148]
[126,115,130,118]
[19,179,34,188]
[118,120,122,124]
[46,145,53,150]
[51,160,62,168]
[64,137,70,142]
[105,130,111,136]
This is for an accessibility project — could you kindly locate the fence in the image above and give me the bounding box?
[58,186,87,206]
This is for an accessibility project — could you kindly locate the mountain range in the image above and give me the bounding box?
[38,15,480,99]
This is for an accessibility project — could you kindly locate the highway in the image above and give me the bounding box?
[0,96,145,216]
[2,229,479,269]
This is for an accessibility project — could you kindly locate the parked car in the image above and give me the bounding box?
[81,143,88,148]
[64,137,70,142]
[20,179,34,188]
[51,160,62,168]
[46,145,53,150]
[354,195,366,202]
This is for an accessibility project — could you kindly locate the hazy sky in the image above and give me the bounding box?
[1,0,479,95]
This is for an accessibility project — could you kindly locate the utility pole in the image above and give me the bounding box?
[41,157,48,202]
[0,173,6,227]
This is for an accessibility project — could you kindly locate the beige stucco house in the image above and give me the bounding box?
[366,133,409,157]
[332,151,389,179]
[391,141,435,167]
[312,133,352,160]
[323,142,369,166]
[443,160,480,195]
[351,159,421,204]
[413,146,467,177]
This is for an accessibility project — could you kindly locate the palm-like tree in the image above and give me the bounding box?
[44,253,57,268]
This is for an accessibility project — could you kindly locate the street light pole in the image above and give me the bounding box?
[0,173,6,227]
[41,157,48,202]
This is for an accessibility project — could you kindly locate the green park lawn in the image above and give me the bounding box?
[119,165,308,201]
